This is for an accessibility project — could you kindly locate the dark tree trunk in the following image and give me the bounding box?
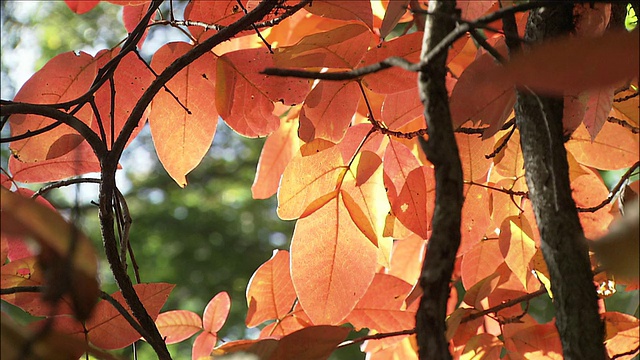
[416,1,462,359]
[512,4,606,359]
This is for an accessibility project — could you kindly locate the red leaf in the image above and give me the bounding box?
[299,80,360,143]
[391,166,434,239]
[379,0,410,38]
[8,141,101,183]
[122,1,152,48]
[10,51,96,162]
[498,30,639,95]
[246,250,297,328]
[381,88,424,130]
[203,291,231,333]
[503,317,562,359]
[156,310,202,345]
[64,0,99,14]
[362,32,423,94]
[290,195,378,325]
[192,331,217,360]
[252,111,301,199]
[216,48,309,137]
[305,1,373,29]
[149,42,218,187]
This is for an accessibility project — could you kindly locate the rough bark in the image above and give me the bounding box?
[415,1,462,359]
[512,4,606,359]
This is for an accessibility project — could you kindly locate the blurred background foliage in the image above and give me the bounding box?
[0,2,637,360]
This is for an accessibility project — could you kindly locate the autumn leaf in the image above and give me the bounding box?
[216,48,309,137]
[582,86,615,140]
[566,122,639,170]
[156,310,202,344]
[274,23,372,70]
[290,195,378,325]
[346,273,415,333]
[246,250,296,328]
[193,331,217,360]
[497,30,639,95]
[122,0,152,48]
[298,80,361,143]
[9,51,96,162]
[387,235,426,285]
[64,0,99,14]
[498,216,537,289]
[461,240,504,290]
[277,145,345,220]
[603,311,639,360]
[149,41,218,187]
[305,0,374,29]
[252,111,301,199]
[502,316,563,360]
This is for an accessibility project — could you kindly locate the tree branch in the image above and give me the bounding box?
[415,1,462,359]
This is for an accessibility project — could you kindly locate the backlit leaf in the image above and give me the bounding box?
[277,145,345,220]
[246,250,296,328]
[379,0,410,38]
[462,333,503,360]
[566,122,639,170]
[461,240,504,290]
[572,167,614,239]
[290,195,377,325]
[503,317,562,360]
[305,0,374,29]
[499,216,537,289]
[193,331,217,360]
[252,111,301,199]
[64,0,99,14]
[216,48,309,137]
[346,273,415,333]
[298,80,360,143]
[387,234,426,285]
[150,41,218,187]
[203,292,231,333]
[122,1,152,48]
[274,23,371,70]
[381,88,424,130]
[156,310,202,345]
[10,51,96,162]
[603,311,639,360]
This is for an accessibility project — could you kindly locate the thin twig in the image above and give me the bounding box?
[32,178,101,199]
[485,121,516,159]
[607,116,640,134]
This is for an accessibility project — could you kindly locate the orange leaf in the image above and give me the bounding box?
[216,48,309,137]
[246,250,296,328]
[252,111,301,199]
[450,41,515,138]
[149,42,218,187]
[503,317,562,360]
[305,0,373,29]
[156,310,202,345]
[299,80,360,143]
[391,166,434,239]
[462,333,503,360]
[8,141,101,183]
[362,32,423,94]
[184,0,267,41]
[10,51,96,162]
[346,273,415,333]
[498,30,639,95]
[572,167,615,239]
[583,86,615,140]
[64,0,99,14]
[277,145,345,220]
[259,302,312,338]
[603,311,639,360]
[460,184,491,255]
[498,216,537,289]
[290,195,377,325]
[463,272,501,310]
[203,292,230,333]
[216,325,349,360]
[192,331,217,360]
[566,122,639,170]
[383,140,421,195]
[379,0,410,38]
[274,23,372,70]
[387,234,426,285]
[461,240,504,290]
[611,85,639,127]
[381,88,424,130]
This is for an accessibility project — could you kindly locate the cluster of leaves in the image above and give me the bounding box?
[1,1,639,359]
